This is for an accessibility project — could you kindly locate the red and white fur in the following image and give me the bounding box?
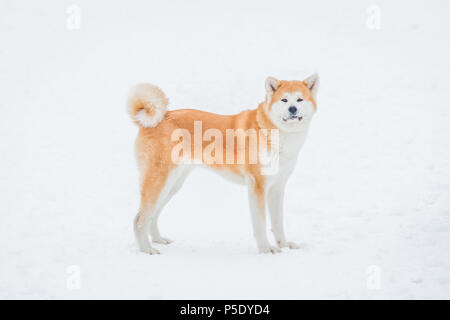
[127,75,319,254]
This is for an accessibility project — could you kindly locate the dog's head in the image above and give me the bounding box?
[264,74,319,132]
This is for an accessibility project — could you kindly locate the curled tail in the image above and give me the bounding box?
[127,83,169,128]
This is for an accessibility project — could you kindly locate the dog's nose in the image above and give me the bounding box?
[288,106,297,114]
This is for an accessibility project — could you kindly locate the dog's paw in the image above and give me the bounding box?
[277,240,301,249]
[153,237,173,245]
[142,247,160,255]
[259,245,282,254]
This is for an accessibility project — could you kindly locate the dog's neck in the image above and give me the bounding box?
[256,102,276,131]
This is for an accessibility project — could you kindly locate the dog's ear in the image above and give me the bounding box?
[304,73,319,99]
[265,76,280,94]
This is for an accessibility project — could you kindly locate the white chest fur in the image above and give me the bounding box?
[263,125,310,185]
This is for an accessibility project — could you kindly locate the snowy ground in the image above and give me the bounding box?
[1,0,449,299]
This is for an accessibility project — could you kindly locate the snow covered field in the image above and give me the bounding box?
[1,0,449,299]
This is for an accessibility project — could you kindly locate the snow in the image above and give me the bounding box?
[1,0,449,299]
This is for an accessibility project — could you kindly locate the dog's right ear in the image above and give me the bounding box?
[265,76,280,94]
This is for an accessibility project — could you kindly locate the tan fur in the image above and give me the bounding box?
[135,108,269,211]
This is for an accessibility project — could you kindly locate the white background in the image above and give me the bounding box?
[0,0,449,299]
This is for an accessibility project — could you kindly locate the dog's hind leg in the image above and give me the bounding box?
[149,166,190,244]
[134,166,173,255]
[134,207,160,255]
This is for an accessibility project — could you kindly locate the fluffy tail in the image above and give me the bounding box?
[127,83,169,128]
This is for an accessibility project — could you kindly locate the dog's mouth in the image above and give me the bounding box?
[283,116,303,122]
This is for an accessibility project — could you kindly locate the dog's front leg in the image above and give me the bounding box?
[248,182,281,254]
[268,182,300,249]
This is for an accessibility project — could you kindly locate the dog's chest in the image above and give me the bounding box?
[261,129,309,181]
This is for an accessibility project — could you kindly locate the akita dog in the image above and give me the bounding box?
[127,75,319,254]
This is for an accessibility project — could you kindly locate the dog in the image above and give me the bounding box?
[127,75,319,254]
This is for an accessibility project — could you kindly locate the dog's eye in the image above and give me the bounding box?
[297,98,303,102]
[281,99,288,102]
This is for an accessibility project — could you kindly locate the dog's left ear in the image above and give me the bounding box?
[304,73,319,99]
[265,76,280,95]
